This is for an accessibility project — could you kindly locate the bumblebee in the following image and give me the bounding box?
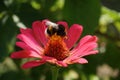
[45,21,66,37]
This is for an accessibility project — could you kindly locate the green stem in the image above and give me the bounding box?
[51,66,60,80]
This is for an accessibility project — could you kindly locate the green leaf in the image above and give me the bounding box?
[62,0,101,34]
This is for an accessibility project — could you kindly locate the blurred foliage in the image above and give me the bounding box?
[0,0,120,80]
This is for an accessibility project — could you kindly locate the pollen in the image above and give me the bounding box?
[44,35,69,61]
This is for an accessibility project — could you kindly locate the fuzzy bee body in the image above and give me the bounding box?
[45,21,66,37]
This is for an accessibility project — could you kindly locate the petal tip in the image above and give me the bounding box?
[32,21,42,29]
[72,24,83,31]
[10,54,15,58]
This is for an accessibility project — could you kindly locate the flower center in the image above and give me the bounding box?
[44,35,69,61]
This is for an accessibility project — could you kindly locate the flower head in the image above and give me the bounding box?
[11,20,98,68]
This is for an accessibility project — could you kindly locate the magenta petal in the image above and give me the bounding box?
[81,43,98,54]
[80,50,98,57]
[71,35,98,53]
[64,57,88,64]
[69,50,98,62]
[11,50,41,58]
[70,43,98,59]
[65,35,98,63]
[73,58,88,64]
[32,21,47,46]
[42,56,57,64]
[16,41,43,55]
[22,60,46,69]
[65,24,83,49]
[17,29,43,53]
[79,35,98,47]
[41,56,68,67]
[16,42,31,50]
[76,42,98,53]
[56,61,68,67]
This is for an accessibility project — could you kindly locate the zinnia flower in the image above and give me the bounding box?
[11,20,98,69]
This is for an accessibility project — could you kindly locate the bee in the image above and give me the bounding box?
[45,21,66,37]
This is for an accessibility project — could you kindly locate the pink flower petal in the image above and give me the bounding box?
[69,43,98,60]
[79,35,98,47]
[16,41,43,55]
[80,50,98,57]
[16,42,31,50]
[65,24,83,49]
[57,21,69,30]
[22,60,46,69]
[56,61,68,67]
[41,56,68,67]
[82,43,98,53]
[72,58,88,64]
[65,35,98,63]
[11,50,41,58]
[32,21,47,46]
[75,42,98,54]
[69,50,98,62]
[64,57,88,64]
[42,56,57,64]
[17,29,43,53]
[71,35,98,53]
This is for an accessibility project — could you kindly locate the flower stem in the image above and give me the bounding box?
[51,66,60,80]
